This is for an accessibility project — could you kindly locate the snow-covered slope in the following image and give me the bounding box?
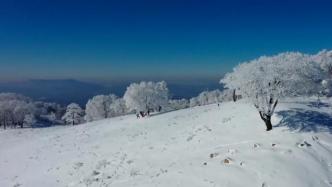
[1,99,332,187]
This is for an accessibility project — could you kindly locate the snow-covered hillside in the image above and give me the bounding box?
[1,99,332,187]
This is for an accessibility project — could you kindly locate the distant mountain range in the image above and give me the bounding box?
[0,79,222,106]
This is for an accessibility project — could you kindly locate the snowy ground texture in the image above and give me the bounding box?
[1,98,332,187]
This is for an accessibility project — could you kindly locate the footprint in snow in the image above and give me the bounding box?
[156,168,168,176]
[92,170,101,176]
[13,183,22,187]
[73,162,84,170]
[253,143,261,149]
[296,140,312,148]
[96,159,111,169]
[186,134,195,141]
[222,117,232,123]
[130,168,141,177]
[228,148,237,155]
[209,152,219,158]
[262,182,269,187]
[312,136,319,141]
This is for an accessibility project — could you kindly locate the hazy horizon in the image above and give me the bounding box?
[0,78,223,106]
[1,0,332,82]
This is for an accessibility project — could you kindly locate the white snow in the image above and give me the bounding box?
[1,99,332,187]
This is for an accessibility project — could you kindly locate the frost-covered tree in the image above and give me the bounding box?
[218,89,236,102]
[0,101,13,129]
[189,89,232,107]
[23,114,37,127]
[109,98,128,117]
[221,52,323,131]
[0,93,66,129]
[314,50,332,75]
[189,97,199,107]
[169,99,189,110]
[13,101,36,128]
[84,94,118,122]
[123,81,169,114]
[0,94,36,129]
[0,93,31,102]
[197,90,224,105]
[62,103,84,125]
[33,101,65,124]
[313,50,332,96]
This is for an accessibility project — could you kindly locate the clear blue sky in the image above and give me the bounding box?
[0,0,331,82]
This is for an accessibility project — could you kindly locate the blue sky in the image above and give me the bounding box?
[0,0,331,82]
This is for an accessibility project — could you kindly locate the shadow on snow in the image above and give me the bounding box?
[275,108,332,133]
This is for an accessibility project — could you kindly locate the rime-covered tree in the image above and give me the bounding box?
[84,94,118,122]
[218,89,236,102]
[62,103,84,125]
[169,99,189,110]
[197,90,224,105]
[0,101,12,129]
[314,50,332,75]
[189,89,232,107]
[33,101,65,124]
[0,93,31,102]
[13,101,36,128]
[23,114,37,127]
[313,50,332,96]
[123,81,169,115]
[0,93,35,129]
[189,97,199,107]
[221,52,323,131]
[109,98,128,117]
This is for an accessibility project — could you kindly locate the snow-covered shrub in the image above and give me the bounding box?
[62,103,84,125]
[84,94,118,122]
[123,81,169,114]
[221,52,324,131]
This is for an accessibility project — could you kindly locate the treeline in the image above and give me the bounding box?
[0,93,64,129]
[0,82,232,129]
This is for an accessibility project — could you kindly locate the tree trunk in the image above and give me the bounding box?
[259,111,272,131]
[72,113,75,125]
[232,89,236,102]
[263,115,272,131]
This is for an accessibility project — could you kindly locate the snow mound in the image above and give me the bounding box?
[1,99,332,187]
